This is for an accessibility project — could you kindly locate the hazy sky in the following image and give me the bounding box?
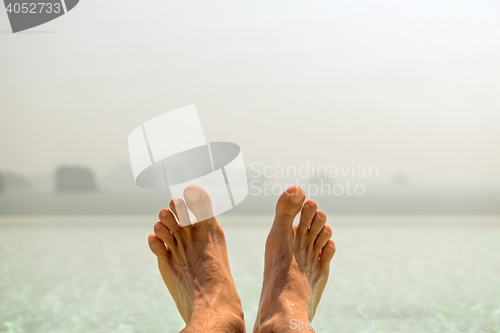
[1,0,500,187]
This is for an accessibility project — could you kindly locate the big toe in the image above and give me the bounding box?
[183,184,216,223]
[272,186,306,231]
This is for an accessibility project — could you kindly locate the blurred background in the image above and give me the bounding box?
[1,1,499,332]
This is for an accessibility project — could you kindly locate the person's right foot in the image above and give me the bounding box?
[253,187,336,333]
[148,185,245,333]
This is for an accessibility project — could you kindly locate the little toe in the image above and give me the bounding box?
[297,200,317,235]
[320,239,336,264]
[308,210,327,239]
[314,225,332,253]
[148,234,169,259]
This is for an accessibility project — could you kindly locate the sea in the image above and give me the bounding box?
[1,215,499,333]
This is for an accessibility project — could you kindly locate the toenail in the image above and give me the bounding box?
[290,190,305,203]
[155,222,163,230]
[318,211,326,218]
[184,189,201,202]
[160,209,168,218]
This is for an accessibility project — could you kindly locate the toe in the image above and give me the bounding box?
[272,186,305,230]
[314,225,332,253]
[159,209,181,234]
[154,221,176,250]
[297,200,317,234]
[169,200,179,222]
[308,210,327,238]
[172,197,193,228]
[183,184,215,224]
[320,239,336,264]
[148,234,169,259]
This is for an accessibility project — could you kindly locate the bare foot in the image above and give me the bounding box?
[254,187,336,333]
[148,185,245,333]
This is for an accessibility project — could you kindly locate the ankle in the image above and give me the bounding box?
[186,304,245,332]
[254,297,310,333]
[219,311,246,333]
[254,313,312,333]
[184,314,245,333]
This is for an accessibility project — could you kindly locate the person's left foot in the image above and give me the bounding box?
[253,187,335,333]
[148,184,245,332]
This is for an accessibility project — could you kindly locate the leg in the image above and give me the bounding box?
[148,185,245,332]
[254,187,336,333]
